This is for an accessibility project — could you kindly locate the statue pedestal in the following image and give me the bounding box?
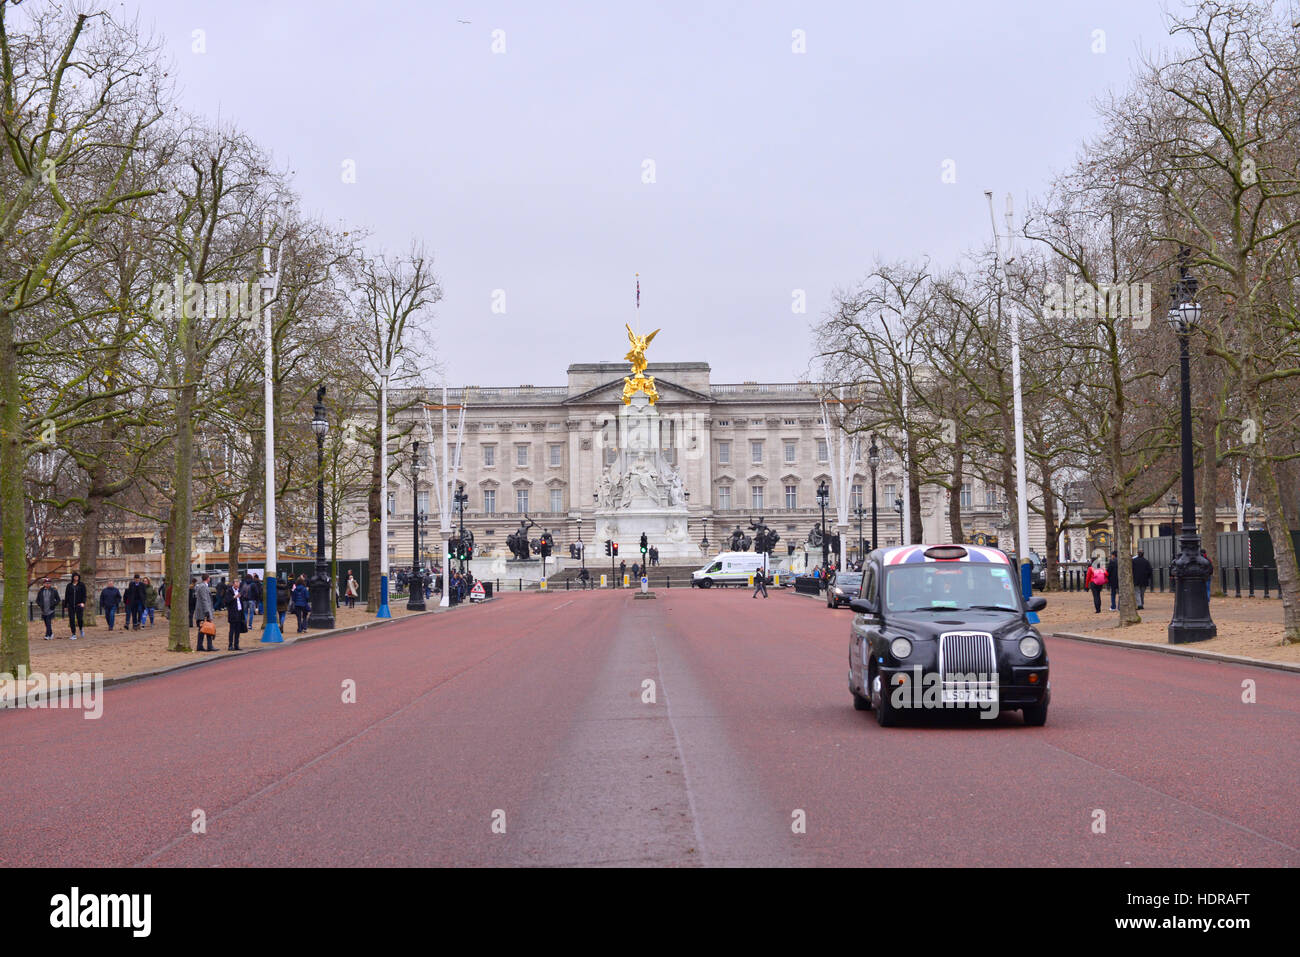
[594,393,697,561]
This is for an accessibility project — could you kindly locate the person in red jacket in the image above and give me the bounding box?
[1084,558,1108,613]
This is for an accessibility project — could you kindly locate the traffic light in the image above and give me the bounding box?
[612,542,619,556]
[604,540,612,557]
[640,532,648,555]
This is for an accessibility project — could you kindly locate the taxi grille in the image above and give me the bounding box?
[939,632,995,679]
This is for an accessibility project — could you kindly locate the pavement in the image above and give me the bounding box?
[1,588,1296,867]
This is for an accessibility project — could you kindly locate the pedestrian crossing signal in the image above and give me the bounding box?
[640,532,648,554]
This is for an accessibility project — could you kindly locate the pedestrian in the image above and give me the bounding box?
[125,573,144,630]
[100,580,122,631]
[1085,558,1107,613]
[194,573,215,652]
[226,584,245,651]
[1106,551,1119,610]
[213,576,227,612]
[240,574,256,631]
[632,561,640,580]
[276,575,290,628]
[36,577,59,640]
[1132,550,1153,610]
[187,579,197,628]
[250,572,264,618]
[345,572,359,609]
[752,563,769,598]
[292,574,311,633]
[619,559,627,584]
[1202,548,1213,601]
[142,577,158,627]
[63,572,87,639]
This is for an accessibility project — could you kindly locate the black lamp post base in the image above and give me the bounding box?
[407,574,426,611]
[1168,541,1216,644]
[308,568,334,630]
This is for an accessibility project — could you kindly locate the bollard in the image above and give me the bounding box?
[28,601,34,622]
[1158,567,1165,592]
[1220,567,1227,595]
[1234,566,1241,598]
[565,578,569,591]
[1247,567,1254,597]
[666,576,670,589]
[519,578,523,592]
[1264,570,1270,599]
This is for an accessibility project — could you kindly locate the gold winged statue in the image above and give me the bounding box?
[622,323,660,404]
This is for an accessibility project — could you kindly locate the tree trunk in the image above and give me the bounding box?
[906,432,921,543]
[948,442,964,543]
[78,487,104,626]
[227,511,245,584]
[0,308,29,674]
[1246,393,1300,643]
[167,319,195,653]
[1041,467,1060,592]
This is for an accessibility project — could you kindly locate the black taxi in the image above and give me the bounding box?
[847,544,1050,726]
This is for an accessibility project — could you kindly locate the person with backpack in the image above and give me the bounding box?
[1085,557,1107,613]
[36,578,60,640]
[63,572,87,640]
[99,580,122,631]
[292,574,311,633]
[142,577,158,627]
[276,574,290,629]
[1132,550,1153,610]
[1105,551,1119,611]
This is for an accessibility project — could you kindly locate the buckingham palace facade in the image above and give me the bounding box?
[336,360,1044,567]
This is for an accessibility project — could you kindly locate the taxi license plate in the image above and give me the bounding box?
[942,686,998,704]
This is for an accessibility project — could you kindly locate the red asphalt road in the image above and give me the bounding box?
[2,589,1297,867]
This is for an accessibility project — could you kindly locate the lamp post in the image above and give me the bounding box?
[893,497,903,545]
[1068,490,1084,562]
[699,534,710,555]
[852,504,867,565]
[454,482,468,575]
[816,480,830,570]
[1168,493,1179,538]
[308,386,334,629]
[408,441,425,611]
[868,433,880,554]
[1166,249,1215,644]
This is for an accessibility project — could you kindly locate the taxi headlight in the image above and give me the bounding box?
[1019,635,1042,659]
[889,637,912,660]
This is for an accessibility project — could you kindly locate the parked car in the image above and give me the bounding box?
[691,552,769,588]
[827,571,863,608]
[847,543,1050,726]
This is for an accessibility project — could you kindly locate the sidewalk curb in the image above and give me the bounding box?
[1050,631,1300,674]
[3,598,501,707]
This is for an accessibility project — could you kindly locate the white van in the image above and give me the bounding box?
[692,552,770,588]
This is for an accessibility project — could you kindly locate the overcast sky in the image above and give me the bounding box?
[130,0,1178,386]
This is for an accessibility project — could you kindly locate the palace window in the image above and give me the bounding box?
[884,484,897,507]
[752,485,764,510]
[961,483,972,508]
[718,441,731,464]
[784,441,796,464]
[516,444,529,467]
[482,444,495,467]
[417,491,429,515]
[550,488,563,513]
[785,485,797,509]
[985,487,997,508]
[750,440,763,464]
[816,439,828,463]
[483,490,496,514]
[718,486,731,510]
[516,489,529,512]
[387,492,395,516]
[851,484,863,510]
[549,444,562,467]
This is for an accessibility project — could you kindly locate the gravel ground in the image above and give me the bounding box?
[1038,587,1300,663]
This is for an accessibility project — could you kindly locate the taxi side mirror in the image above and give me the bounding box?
[849,598,877,616]
[1026,595,1047,612]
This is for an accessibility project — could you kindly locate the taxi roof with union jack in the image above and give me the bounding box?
[880,544,1011,566]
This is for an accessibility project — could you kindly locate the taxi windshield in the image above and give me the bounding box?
[883,563,1020,612]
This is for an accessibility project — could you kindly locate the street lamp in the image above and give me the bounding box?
[1168,493,1179,537]
[816,480,830,570]
[868,434,880,555]
[454,482,469,575]
[307,386,334,629]
[408,441,425,611]
[852,504,867,566]
[699,534,710,554]
[1166,248,1215,643]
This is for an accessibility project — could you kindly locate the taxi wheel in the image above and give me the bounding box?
[871,672,898,727]
[1022,702,1048,726]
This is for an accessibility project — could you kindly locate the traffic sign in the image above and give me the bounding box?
[470,581,485,602]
